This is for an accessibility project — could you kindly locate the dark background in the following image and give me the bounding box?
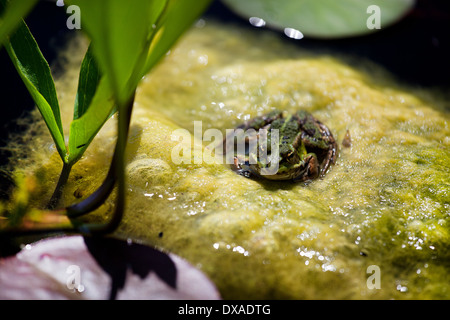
[208,0,450,89]
[0,0,449,170]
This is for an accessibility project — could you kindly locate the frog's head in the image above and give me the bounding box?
[250,120,304,178]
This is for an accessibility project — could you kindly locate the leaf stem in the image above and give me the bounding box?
[66,155,116,218]
[70,92,135,235]
[66,96,133,219]
[46,162,73,210]
[0,92,135,240]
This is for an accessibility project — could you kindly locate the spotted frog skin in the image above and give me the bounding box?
[224,110,337,182]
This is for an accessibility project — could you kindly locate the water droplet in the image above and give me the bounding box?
[396,284,408,292]
[284,27,304,40]
[249,17,266,27]
[195,19,206,28]
[76,284,85,293]
[198,54,208,66]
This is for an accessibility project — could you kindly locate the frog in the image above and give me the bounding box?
[223,110,337,182]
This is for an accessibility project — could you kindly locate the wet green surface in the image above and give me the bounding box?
[11,22,450,299]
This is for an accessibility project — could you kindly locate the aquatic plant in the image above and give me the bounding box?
[0,0,211,236]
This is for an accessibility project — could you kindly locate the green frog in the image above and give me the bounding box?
[223,110,337,182]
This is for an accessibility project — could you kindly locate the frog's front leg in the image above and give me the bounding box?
[301,121,337,177]
[231,156,252,178]
[292,153,319,182]
[315,122,337,177]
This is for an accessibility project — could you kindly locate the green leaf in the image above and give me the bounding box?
[0,0,37,48]
[68,78,115,164]
[68,0,212,107]
[73,45,101,120]
[5,20,66,161]
[143,0,212,75]
[221,0,415,39]
[67,45,111,165]
[67,0,167,107]
[65,0,212,164]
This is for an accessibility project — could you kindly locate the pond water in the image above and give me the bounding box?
[7,21,450,299]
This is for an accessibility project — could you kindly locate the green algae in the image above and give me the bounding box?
[5,22,449,299]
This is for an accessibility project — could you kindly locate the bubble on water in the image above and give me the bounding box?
[396,284,408,293]
[195,19,206,28]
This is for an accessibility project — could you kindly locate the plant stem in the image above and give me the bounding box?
[47,162,73,210]
[66,96,133,219]
[78,92,135,235]
[1,92,135,239]
[66,154,116,218]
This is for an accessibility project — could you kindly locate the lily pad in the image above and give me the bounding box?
[0,236,221,300]
[221,0,415,38]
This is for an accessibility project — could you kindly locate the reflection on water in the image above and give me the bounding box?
[249,16,266,28]
[284,27,304,40]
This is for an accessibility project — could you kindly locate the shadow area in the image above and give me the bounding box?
[84,236,177,300]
